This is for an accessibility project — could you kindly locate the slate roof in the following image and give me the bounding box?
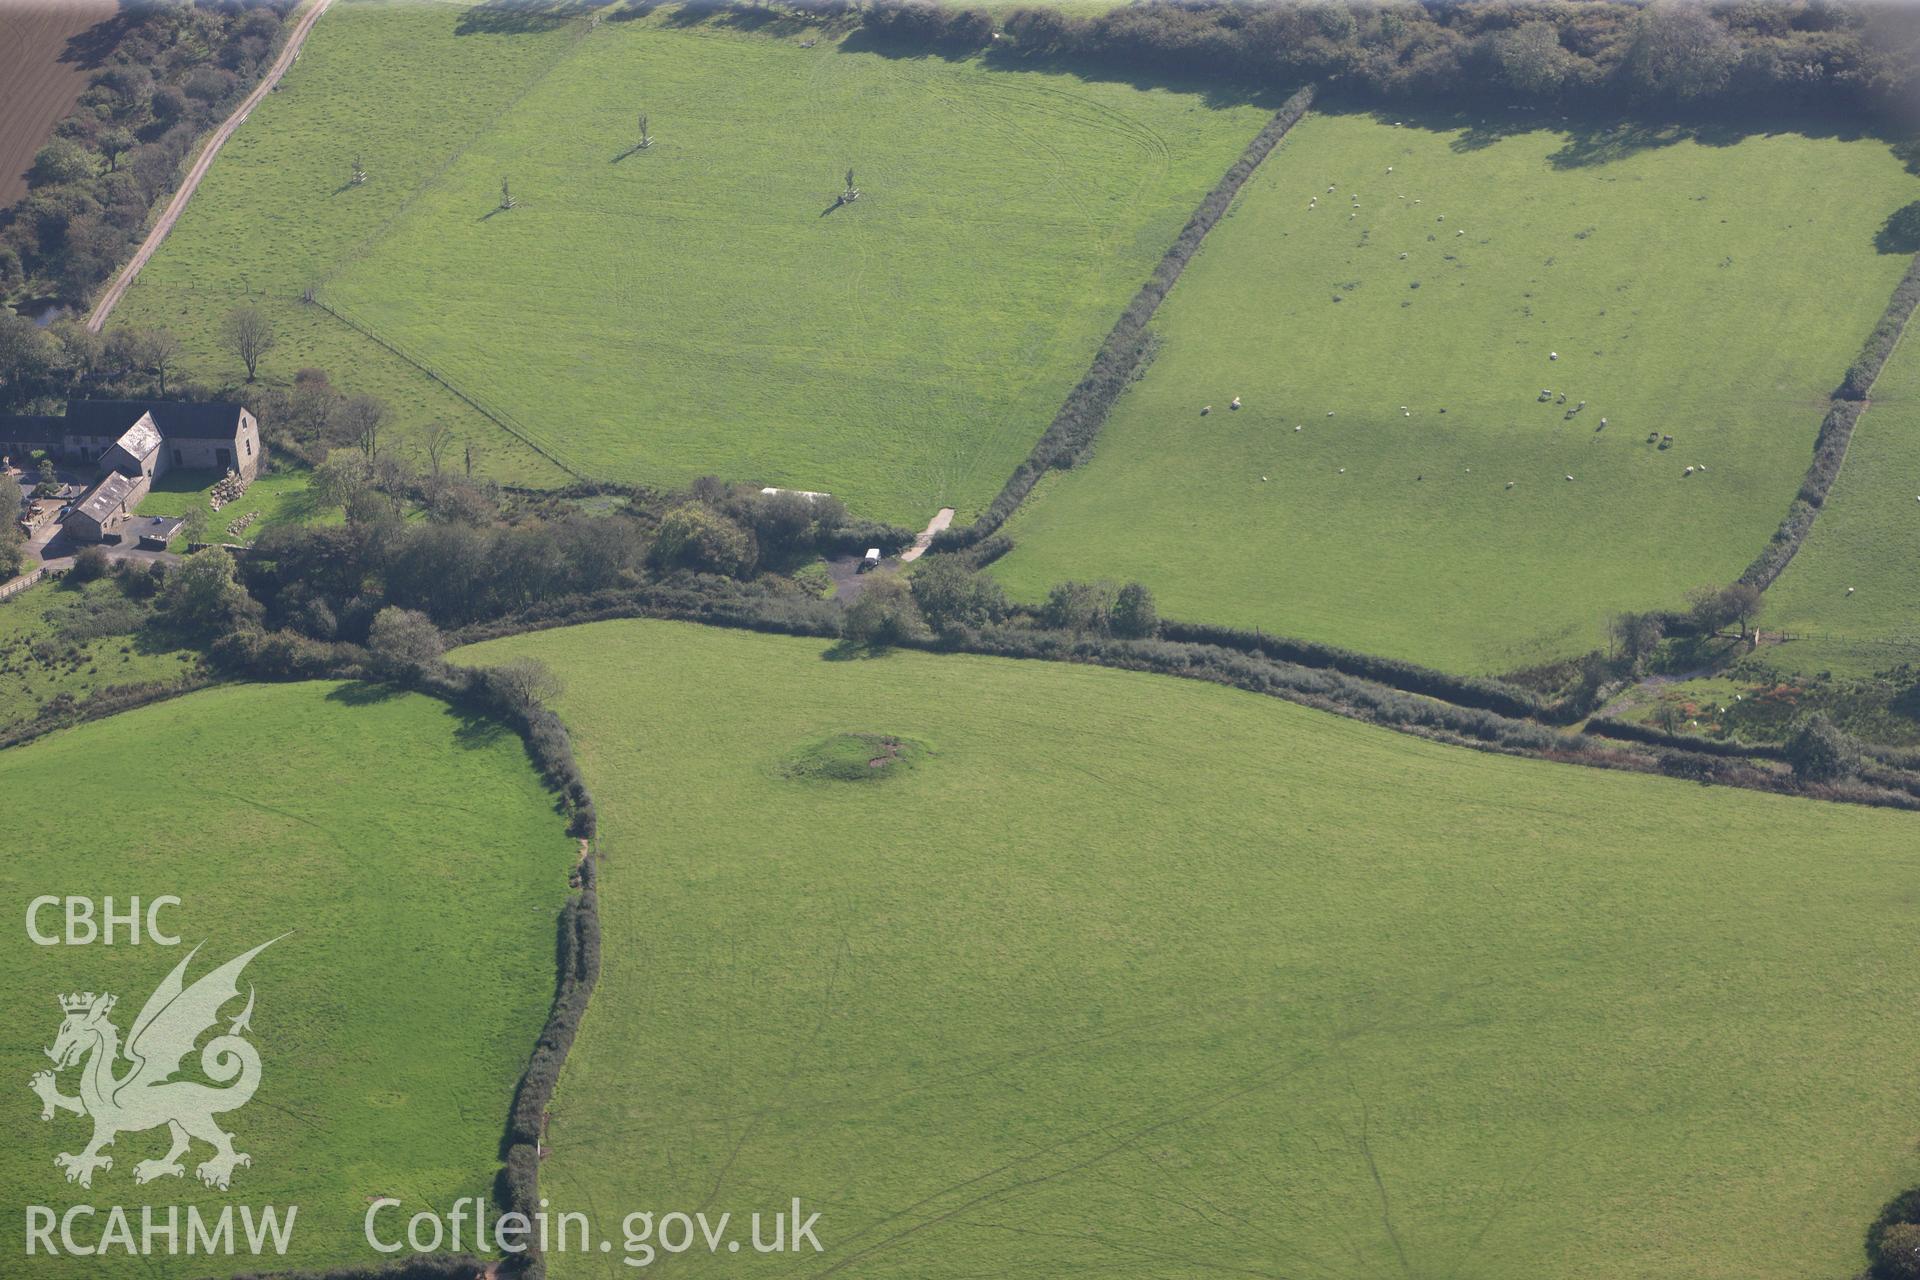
[0,414,65,442]
[111,415,163,463]
[64,400,247,442]
[74,472,139,525]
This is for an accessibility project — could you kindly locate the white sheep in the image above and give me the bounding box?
[1505,481,1514,489]
[1230,396,1242,409]
[1338,467,1346,474]
[1550,351,1559,360]
[1386,166,1394,173]
[1456,230,1465,236]
[1565,474,1574,481]
[1201,405,1212,416]
[1684,466,1695,475]
[1295,425,1303,432]
[1848,586,1856,594]
[1599,417,1608,426]
[1327,410,1336,417]
[1399,252,1409,260]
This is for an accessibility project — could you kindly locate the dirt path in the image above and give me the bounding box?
[899,507,955,564]
[86,0,335,333]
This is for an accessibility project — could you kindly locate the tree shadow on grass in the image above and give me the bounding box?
[449,704,513,750]
[453,0,598,37]
[604,0,664,22]
[1331,96,1893,173]
[831,29,1287,113]
[821,639,893,662]
[326,680,404,706]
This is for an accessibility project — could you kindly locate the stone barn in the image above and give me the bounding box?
[0,400,263,544]
[64,472,144,544]
[63,401,261,481]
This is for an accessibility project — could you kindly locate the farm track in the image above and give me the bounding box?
[86,0,337,332]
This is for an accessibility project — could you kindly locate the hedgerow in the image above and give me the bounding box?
[934,85,1316,552]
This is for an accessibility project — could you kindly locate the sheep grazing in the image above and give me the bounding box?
[1230,396,1242,410]
[1386,166,1394,173]
[1399,252,1409,260]
[1549,351,1559,361]
[1437,215,1445,222]
[1261,475,1268,482]
[1565,474,1574,481]
[1578,400,1586,408]
[1505,480,1514,489]
[1338,467,1346,474]
[1684,466,1695,475]
[1456,230,1465,237]
[1328,184,1336,193]
[1200,405,1212,416]
[1295,425,1303,431]
[1328,410,1336,416]
[1848,586,1856,594]
[1556,393,1566,404]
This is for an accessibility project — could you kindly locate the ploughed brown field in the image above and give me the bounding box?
[0,0,117,206]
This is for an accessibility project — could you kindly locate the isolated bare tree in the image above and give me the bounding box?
[422,420,454,478]
[224,304,276,382]
[139,327,183,397]
[338,393,388,461]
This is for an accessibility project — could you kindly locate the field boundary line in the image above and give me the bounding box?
[935,84,1316,553]
[85,0,336,332]
[309,294,589,480]
[1739,249,1920,593]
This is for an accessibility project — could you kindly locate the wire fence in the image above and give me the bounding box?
[307,294,589,482]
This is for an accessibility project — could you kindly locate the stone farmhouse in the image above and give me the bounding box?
[1,401,260,544]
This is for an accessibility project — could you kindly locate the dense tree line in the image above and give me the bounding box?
[1,0,295,304]
[857,0,1917,128]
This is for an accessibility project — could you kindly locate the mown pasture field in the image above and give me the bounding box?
[988,112,1920,674]
[458,619,1920,1280]
[0,682,574,1276]
[118,3,1272,525]
[114,1,590,489]
[1761,325,1920,675]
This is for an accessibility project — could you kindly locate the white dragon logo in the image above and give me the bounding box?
[29,938,280,1191]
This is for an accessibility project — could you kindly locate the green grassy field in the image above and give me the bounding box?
[133,467,329,550]
[456,619,1920,1280]
[118,3,1272,525]
[0,681,574,1276]
[0,576,200,735]
[1761,324,1920,675]
[988,111,1920,674]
